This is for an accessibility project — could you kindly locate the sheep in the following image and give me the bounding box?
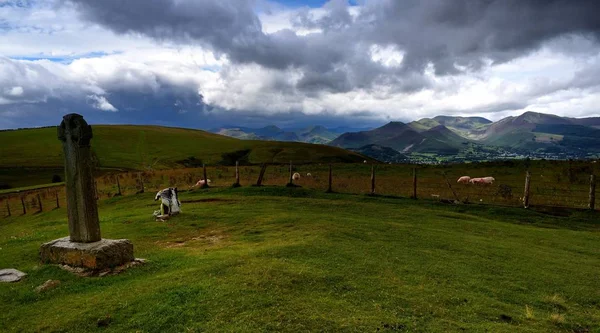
[363,160,367,164]
[469,177,495,185]
[469,178,484,184]
[457,176,471,184]
[292,172,301,180]
[481,177,495,184]
[194,179,211,187]
[306,173,312,177]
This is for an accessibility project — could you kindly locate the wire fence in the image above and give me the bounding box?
[0,162,597,218]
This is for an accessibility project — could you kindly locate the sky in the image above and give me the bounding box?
[1,0,600,130]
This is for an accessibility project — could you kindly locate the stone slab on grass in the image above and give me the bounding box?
[0,269,27,282]
[40,237,134,270]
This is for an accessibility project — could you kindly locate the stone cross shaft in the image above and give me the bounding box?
[57,114,101,243]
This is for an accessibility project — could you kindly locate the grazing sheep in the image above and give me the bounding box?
[292,172,301,180]
[306,173,312,177]
[469,177,495,185]
[457,176,471,184]
[469,177,484,184]
[194,179,212,187]
[363,160,367,164]
[481,177,495,184]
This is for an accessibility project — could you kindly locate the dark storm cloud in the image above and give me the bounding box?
[0,56,208,129]
[63,0,600,94]
[355,0,600,74]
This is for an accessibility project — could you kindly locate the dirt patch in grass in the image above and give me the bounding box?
[158,229,229,249]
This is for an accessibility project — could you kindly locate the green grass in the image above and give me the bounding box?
[0,182,64,195]
[0,126,367,188]
[532,132,564,143]
[1,187,598,332]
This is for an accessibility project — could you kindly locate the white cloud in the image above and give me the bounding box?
[370,44,404,68]
[6,86,24,96]
[87,94,117,112]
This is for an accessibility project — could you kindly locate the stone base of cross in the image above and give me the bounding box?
[40,237,134,270]
[39,114,134,271]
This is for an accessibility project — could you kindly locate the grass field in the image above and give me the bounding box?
[1,187,599,332]
[0,126,368,188]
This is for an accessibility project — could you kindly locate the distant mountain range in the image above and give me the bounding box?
[210,125,371,144]
[331,111,600,162]
[211,112,600,162]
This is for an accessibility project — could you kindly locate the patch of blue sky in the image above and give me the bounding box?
[201,65,221,73]
[10,51,121,64]
[0,0,36,8]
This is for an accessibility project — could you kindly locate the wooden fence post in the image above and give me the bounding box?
[412,167,417,199]
[5,199,10,217]
[55,191,60,209]
[21,196,26,215]
[37,194,43,212]
[287,160,294,186]
[202,164,209,188]
[523,171,531,209]
[589,174,596,210]
[233,161,241,187]
[116,176,122,196]
[370,164,375,195]
[94,180,99,200]
[255,164,267,186]
[442,172,460,203]
[138,173,145,193]
[326,164,333,193]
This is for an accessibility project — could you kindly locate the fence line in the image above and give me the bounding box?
[1,162,597,218]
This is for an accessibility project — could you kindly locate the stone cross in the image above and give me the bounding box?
[57,114,101,243]
[40,114,134,271]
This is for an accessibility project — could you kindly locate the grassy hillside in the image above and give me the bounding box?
[332,123,471,155]
[1,187,598,332]
[0,125,367,187]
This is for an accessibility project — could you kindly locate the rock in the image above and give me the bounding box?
[40,237,134,270]
[0,269,27,282]
[98,269,111,277]
[35,279,61,293]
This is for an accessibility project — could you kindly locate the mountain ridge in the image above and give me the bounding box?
[331,111,600,161]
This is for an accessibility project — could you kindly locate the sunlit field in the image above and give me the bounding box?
[1,187,599,332]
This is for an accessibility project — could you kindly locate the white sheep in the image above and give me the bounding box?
[194,179,211,187]
[457,176,471,184]
[292,172,301,180]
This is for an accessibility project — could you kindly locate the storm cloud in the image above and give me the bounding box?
[63,0,600,93]
[1,0,600,129]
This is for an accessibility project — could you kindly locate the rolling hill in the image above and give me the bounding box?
[479,111,600,152]
[210,125,341,144]
[349,144,409,163]
[331,122,470,155]
[0,125,369,188]
[409,116,492,139]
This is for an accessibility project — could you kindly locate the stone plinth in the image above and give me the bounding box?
[40,237,134,270]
